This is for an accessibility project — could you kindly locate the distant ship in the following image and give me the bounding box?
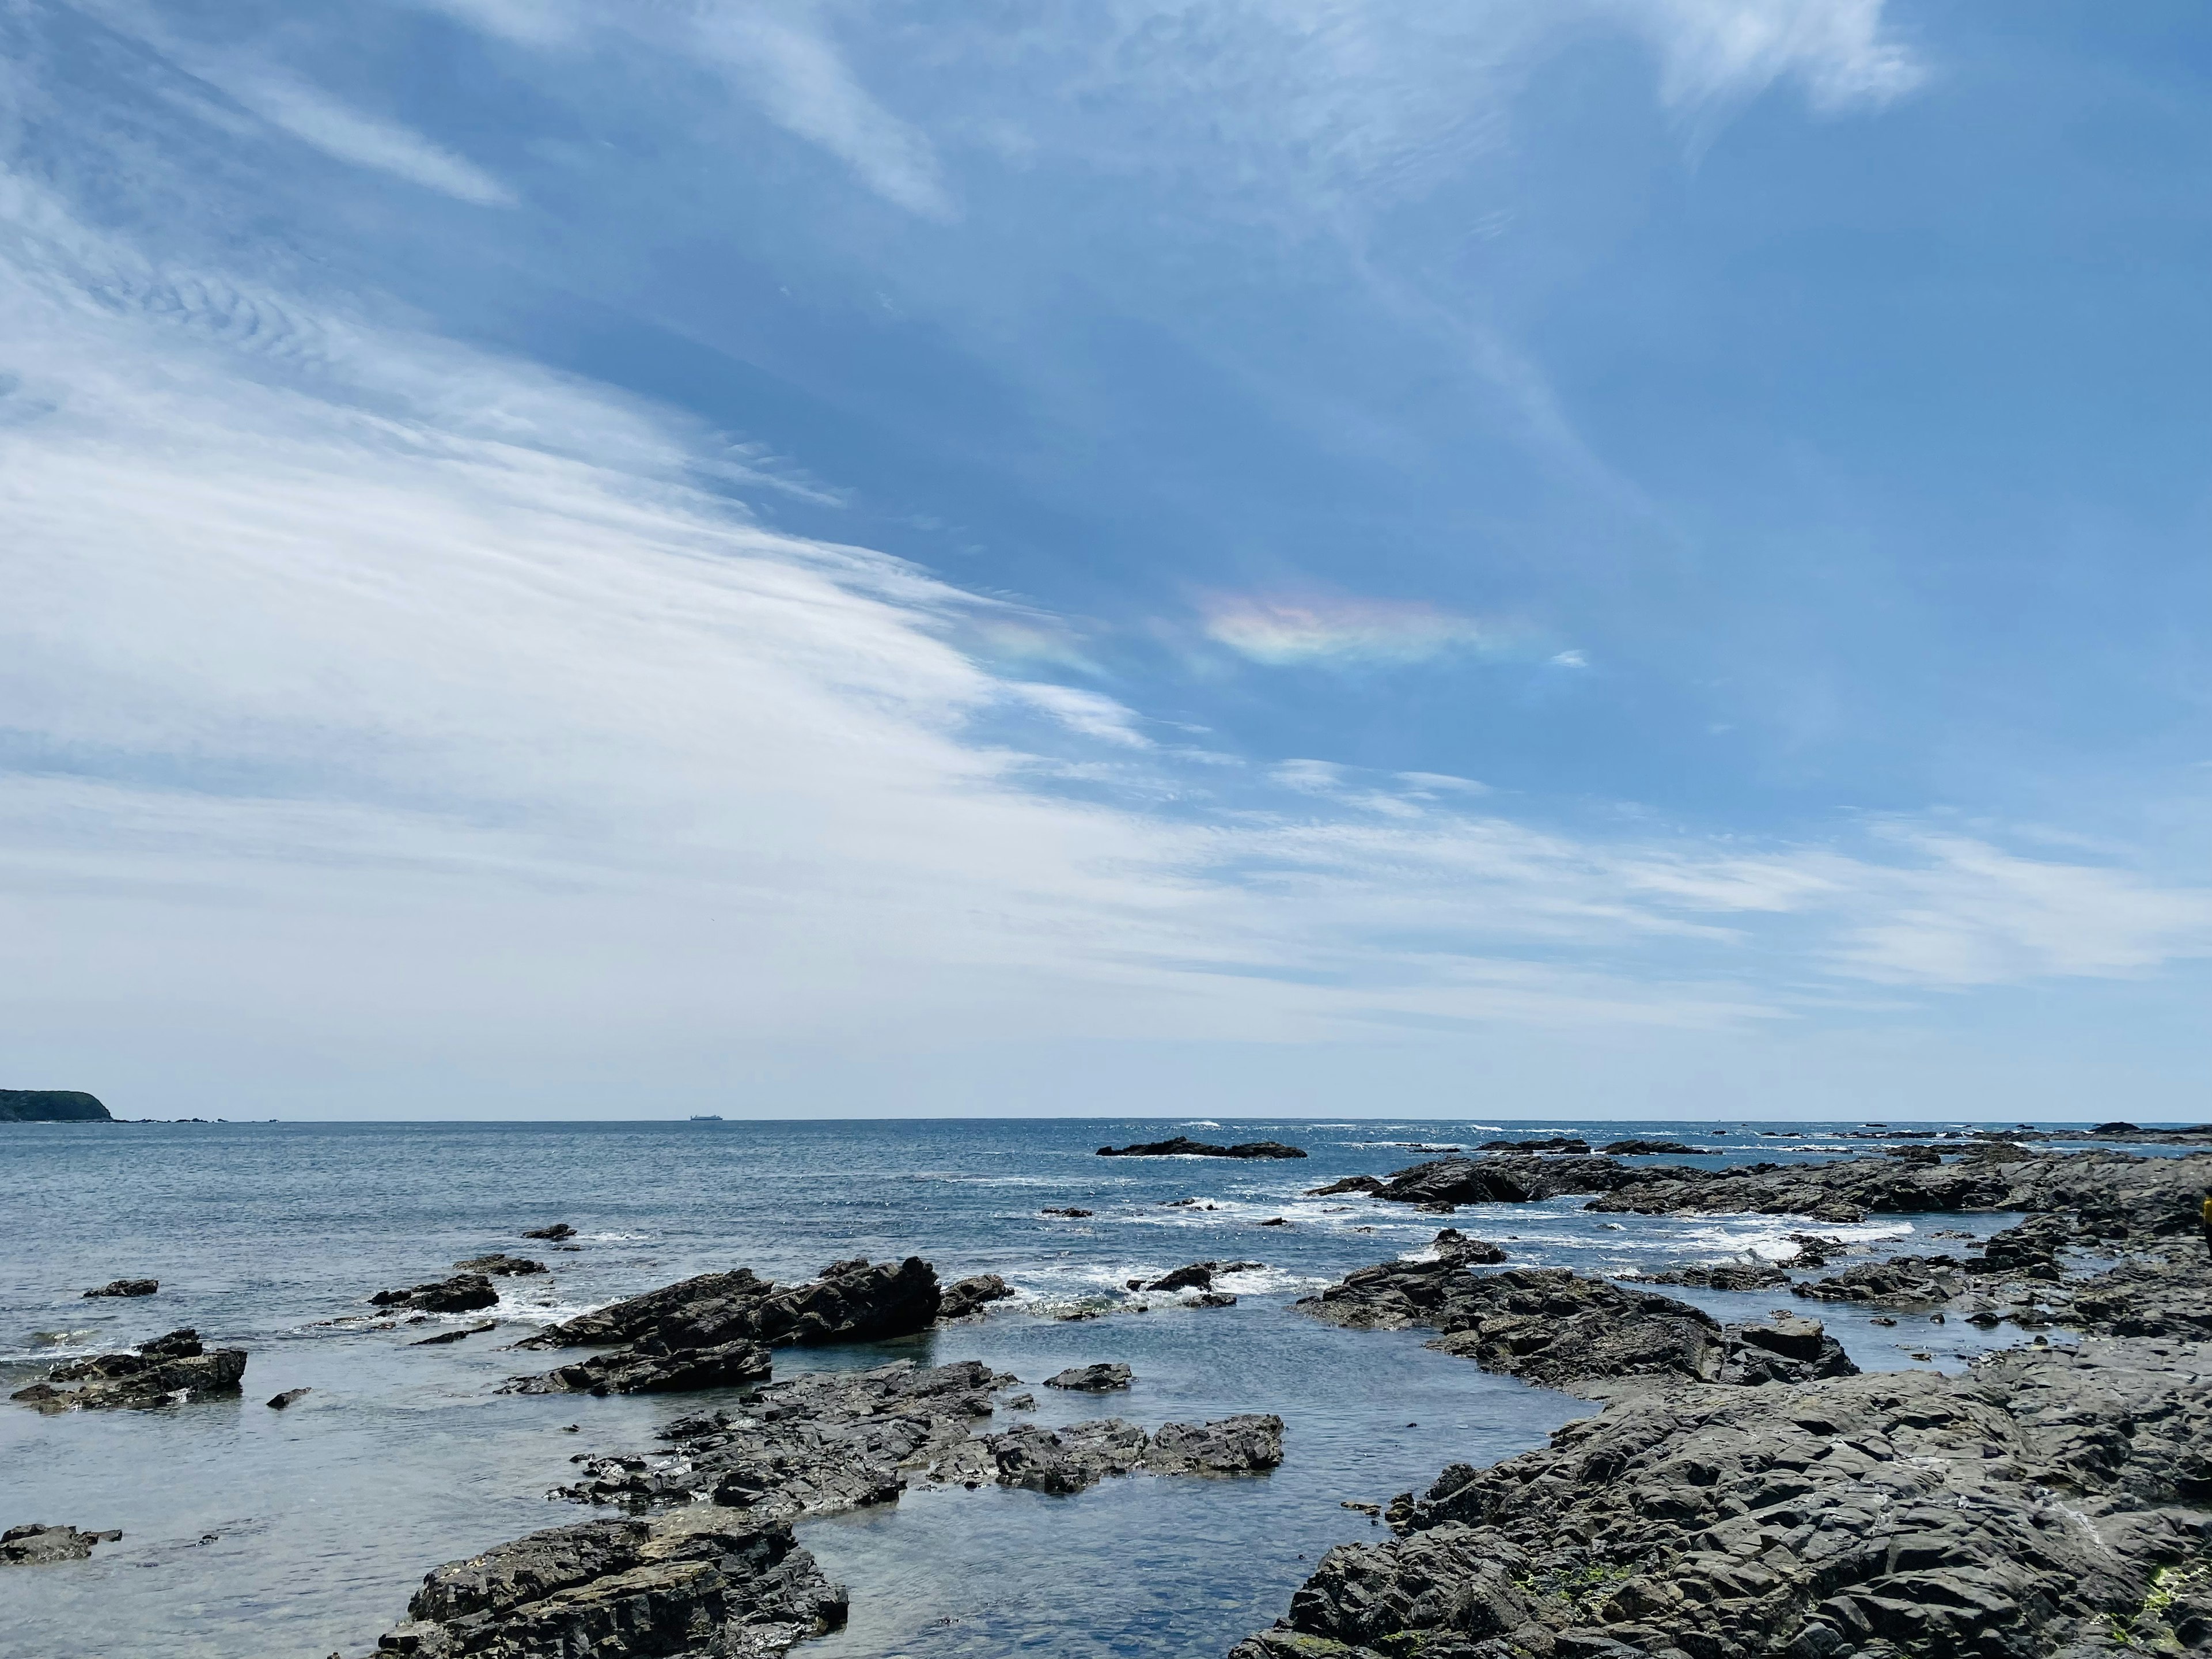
[688,1114,724,1122]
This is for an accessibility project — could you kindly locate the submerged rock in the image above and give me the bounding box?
[1046,1362,1134,1391]
[2,1524,122,1565]
[373,1510,846,1659]
[266,1388,311,1410]
[9,1328,247,1412]
[1096,1136,1308,1159]
[1236,1338,2212,1659]
[410,1321,498,1347]
[1039,1206,1093,1217]
[370,1274,499,1315]
[520,1222,575,1241]
[82,1279,157,1298]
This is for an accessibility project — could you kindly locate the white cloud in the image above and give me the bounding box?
[210,67,516,206]
[1618,0,1926,116]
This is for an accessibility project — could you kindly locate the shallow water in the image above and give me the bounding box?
[0,1117,2178,1657]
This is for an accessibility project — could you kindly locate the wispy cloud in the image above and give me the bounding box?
[1200,592,1548,669]
[208,67,516,206]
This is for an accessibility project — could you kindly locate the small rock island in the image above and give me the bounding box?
[0,1090,111,1123]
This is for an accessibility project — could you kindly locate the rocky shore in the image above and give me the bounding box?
[1098,1135,1309,1158]
[1240,1143,2212,1659]
[8,1328,246,1412]
[361,1252,1283,1657]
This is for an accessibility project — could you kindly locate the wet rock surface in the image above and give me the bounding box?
[369,1509,848,1659]
[452,1254,546,1277]
[372,1274,500,1315]
[1302,1263,1855,1395]
[1236,1339,2212,1659]
[9,1328,247,1412]
[1096,1136,1308,1158]
[1046,1362,1134,1391]
[551,1357,1282,1520]
[1637,1262,1793,1293]
[937,1274,1014,1320]
[504,1257,941,1396]
[82,1278,157,1298]
[520,1222,575,1241]
[2,1523,122,1564]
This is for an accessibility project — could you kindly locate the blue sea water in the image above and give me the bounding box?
[0,1116,2172,1658]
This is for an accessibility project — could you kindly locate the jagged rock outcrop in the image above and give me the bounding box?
[554,1358,1281,1518]
[1793,1255,1970,1309]
[372,1274,500,1315]
[371,1510,847,1659]
[1096,1137,1307,1159]
[9,1329,247,1411]
[82,1279,157,1298]
[938,1274,1014,1320]
[1637,1262,1793,1292]
[1302,1263,1855,1394]
[505,1257,941,1396]
[1234,1339,2212,1659]
[0,1089,110,1123]
[453,1254,546,1277]
[2,1524,122,1564]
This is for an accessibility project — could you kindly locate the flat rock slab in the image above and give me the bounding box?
[1046,1362,1134,1391]
[9,1329,247,1412]
[1235,1338,2212,1659]
[1096,1137,1308,1159]
[2,1524,122,1565]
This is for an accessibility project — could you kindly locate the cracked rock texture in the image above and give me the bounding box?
[1302,1264,1857,1395]
[1235,1339,2212,1659]
[372,1510,847,1658]
[503,1257,941,1396]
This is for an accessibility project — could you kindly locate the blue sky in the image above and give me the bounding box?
[4,1,2211,1119]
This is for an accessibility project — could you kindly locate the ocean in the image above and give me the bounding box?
[0,1117,2101,1658]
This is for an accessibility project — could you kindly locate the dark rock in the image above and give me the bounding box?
[1599,1140,1697,1156]
[1044,1362,1133,1391]
[1303,1262,1858,1396]
[267,1388,311,1409]
[410,1321,498,1347]
[1306,1175,1386,1196]
[503,1338,772,1397]
[1190,1291,1238,1308]
[2,1523,122,1564]
[938,1274,1015,1320]
[1259,1217,1292,1227]
[1885,1143,1945,1165]
[370,1274,499,1315]
[1637,1260,1791,1292]
[505,1258,941,1396]
[0,1090,110,1123]
[1039,1206,1093,1217]
[2095,1120,2142,1135]
[1096,1137,1307,1159]
[1479,1137,1592,1154]
[520,1257,940,1352]
[1431,1229,1508,1264]
[452,1253,546,1277]
[1240,1339,2212,1659]
[1146,1263,1216,1291]
[1793,1255,1967,1309]
[521,1223,575,1241]
[2067,1254,2212,1340]
[1142,1414,1284,1475]
[82,1279,157,1298]
[373,1510,847,1659]
[10,1328,247,1412]
[1371,1156,1648,1208]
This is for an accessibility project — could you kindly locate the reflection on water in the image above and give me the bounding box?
[0,1117,2113,1656]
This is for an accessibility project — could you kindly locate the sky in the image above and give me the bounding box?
[3,1,2211,1121]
